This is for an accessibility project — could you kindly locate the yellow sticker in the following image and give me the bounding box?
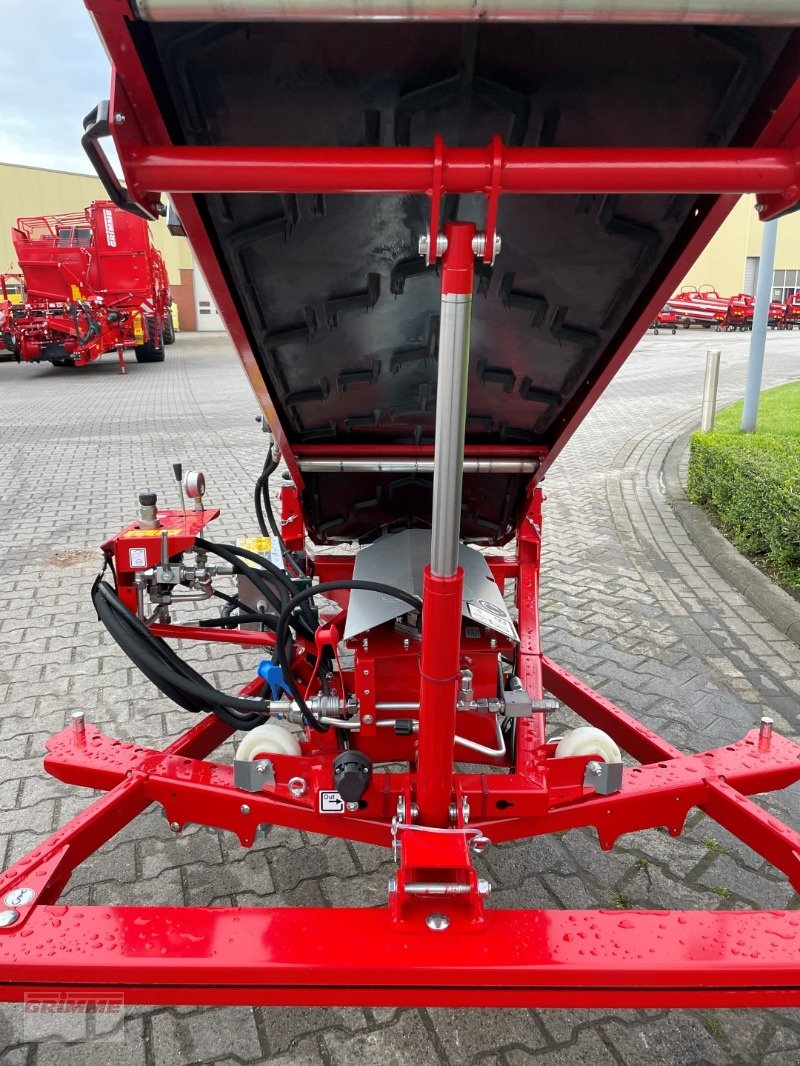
[122,528,183,538]
[237,537,272,553]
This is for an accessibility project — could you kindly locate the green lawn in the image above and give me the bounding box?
[712,379,800,437]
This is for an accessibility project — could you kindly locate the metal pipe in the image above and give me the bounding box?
[133,0,800,23]
[700,349,721,433]
[129,145,800,198]
[742,218,779,433]
[296,458,539,474]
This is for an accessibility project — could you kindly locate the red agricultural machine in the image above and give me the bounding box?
[666,285,758,331]
[651,305,678,334]
[0,201,173,367]
[2,1,800,1009]
[785,292,800,327]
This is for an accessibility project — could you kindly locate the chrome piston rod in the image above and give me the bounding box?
[430,290,472,578]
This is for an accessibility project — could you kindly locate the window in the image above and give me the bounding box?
[773,269,800,302]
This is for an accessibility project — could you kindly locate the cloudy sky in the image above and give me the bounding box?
[0,3,114,173]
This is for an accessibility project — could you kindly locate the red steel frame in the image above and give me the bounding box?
[2,477,800,1005]
[1,0,799,1007]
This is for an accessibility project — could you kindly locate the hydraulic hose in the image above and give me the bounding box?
[274,580,423,730]
[93,578,270,729]
[254,447,304,577]
[69,302,100,346]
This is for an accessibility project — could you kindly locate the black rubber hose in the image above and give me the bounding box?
[198,611,279,629]
[92,580,270,729]
[254,448,304,577]
[195,537,285,616]
[69,303,100,345]
[274,580,423,730]
[196,537,317,640]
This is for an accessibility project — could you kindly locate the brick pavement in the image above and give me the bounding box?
[0,331,799,1064]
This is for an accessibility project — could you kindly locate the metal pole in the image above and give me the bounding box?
[742,217,778,433]
[700,350,721,432]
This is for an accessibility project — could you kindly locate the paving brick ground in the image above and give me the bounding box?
[0,330,798,1064]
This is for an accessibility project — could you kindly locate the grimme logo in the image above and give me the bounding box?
[103,208,117,248]
[24,991,125,1042]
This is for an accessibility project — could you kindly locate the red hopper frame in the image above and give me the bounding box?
[1,0,800,1007]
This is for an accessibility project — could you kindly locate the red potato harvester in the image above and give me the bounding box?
[2,0,800,1009]
[0,200,173,368]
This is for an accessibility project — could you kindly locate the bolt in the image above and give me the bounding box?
[255,760,270,775]
[346,801,359,812]
[362,714,375,726]
[114,112,126,124]
[362,638,369,651]
[586,760,604,777]
[477,879,492,896]
[462,796,470,824]
[426,912,450,932]
[72,710,85,738]
[472,233,486,256]
[759,716,774,753]
[410,803,419,822]
[388,877,397,894]
[402,638,410,650]
[0,910,19,928]
[240,804,251,816]
[489,637,498,649]
[418,234,430,257]
[169,821,180,833]
[363,689,371,696]
[756,202,765,213]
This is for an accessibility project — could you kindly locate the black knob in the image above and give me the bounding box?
[172,462,183,481]
[333,750,372,804]
[139,492,157,507]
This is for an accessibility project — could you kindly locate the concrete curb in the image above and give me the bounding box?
[663,431,800,651]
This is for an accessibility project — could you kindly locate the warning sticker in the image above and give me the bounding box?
[122,528,182,539]
[466,601,518,642]
[318,791,345,814]
[237,535,283,570]
[128,547,148,569]
[237,536,272,553]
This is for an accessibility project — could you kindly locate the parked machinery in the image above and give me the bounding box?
[785,292,800,327]
[666,285,757,331]
[651,305,678,334]
[0,201,173,367]
[1,1,800,1009]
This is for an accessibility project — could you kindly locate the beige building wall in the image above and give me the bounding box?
[0,162,192,285]
[679,194,800,297]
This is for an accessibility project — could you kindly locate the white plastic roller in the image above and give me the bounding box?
[235,721,303,760]
[554,726,622,764]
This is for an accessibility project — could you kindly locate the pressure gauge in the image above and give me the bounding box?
[183,471,206,507]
